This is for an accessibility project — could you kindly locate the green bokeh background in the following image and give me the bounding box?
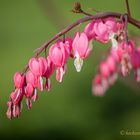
[0,0,140,140]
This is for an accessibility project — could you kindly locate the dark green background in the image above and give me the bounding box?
[0,0,140,140]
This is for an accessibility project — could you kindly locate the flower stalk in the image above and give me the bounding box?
[23,12,140,74]
[7,1,140,119]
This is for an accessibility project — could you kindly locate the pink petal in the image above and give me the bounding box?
[94,20,108,36]
[14,72,25,88]
[94,20,109,43]
[106,56,116,73]
[65,37,73,56]
[25,83,34,98]
[49,44,63,67]
[26,71,38,88]
[38,57,48,75]
[45,56,55,78]
[105,18,117,32]
[75,33,89,57]
[84,45,92,58]
[72,32,80,53]
[100,62,110,77]
[59,42,68,65]
[84,21,95,40]
[29,58,40,76]
[10,89,23,105]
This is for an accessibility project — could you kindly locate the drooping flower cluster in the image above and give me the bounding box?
[7,17,140,119]
[92,38,136,94]
[131,47,140,81]
[92,53,118,96]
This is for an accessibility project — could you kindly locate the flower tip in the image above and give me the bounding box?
[74,57,83,72]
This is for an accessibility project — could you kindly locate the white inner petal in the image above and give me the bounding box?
[137,68,140,75]
[47,78,51,91]
[14,89,21,103]
[89,40,93,50]
[74,55,83,72]
[136,68,140,82]
[59,67,65,82]
[13,105,16,117]
[102,79,108,91]
[32,88,37,102]
[109,32,118,49]
[40,76,44,91]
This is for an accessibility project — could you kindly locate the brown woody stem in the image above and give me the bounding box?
[123,14,129,43]
[80,10,92,16]
[22,11,140,73]
[125,0,131,17]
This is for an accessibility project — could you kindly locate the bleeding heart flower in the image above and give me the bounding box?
[120,40,135,54]
[14,72,25,88]
[131,47,140,81]
[44,56,55,91]
[94,19,109,43]
[84,20,95,41]
[49,40,70,82]
[104,18,118,32]
[110,47,124,62]
[26,71,38,88]
[29,57,48,91]
[64,37,73,57]
[106,56,116,73]
[29,57,47,76]
[45,56,56,79]
[49,41,69,67]
[118,41,134,76]
[6,100,22,119]
[131,48,140,69]
[72,32,92,72]
[92,74,109,96]
[26,71,41,101]
[25,83,34,98]
[6,101,13,119]
[10,88,24,105]
[100,62,111,78]
[12,103,22,118]
[94,18,119,48]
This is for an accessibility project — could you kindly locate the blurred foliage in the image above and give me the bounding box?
[0,0,140,140]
